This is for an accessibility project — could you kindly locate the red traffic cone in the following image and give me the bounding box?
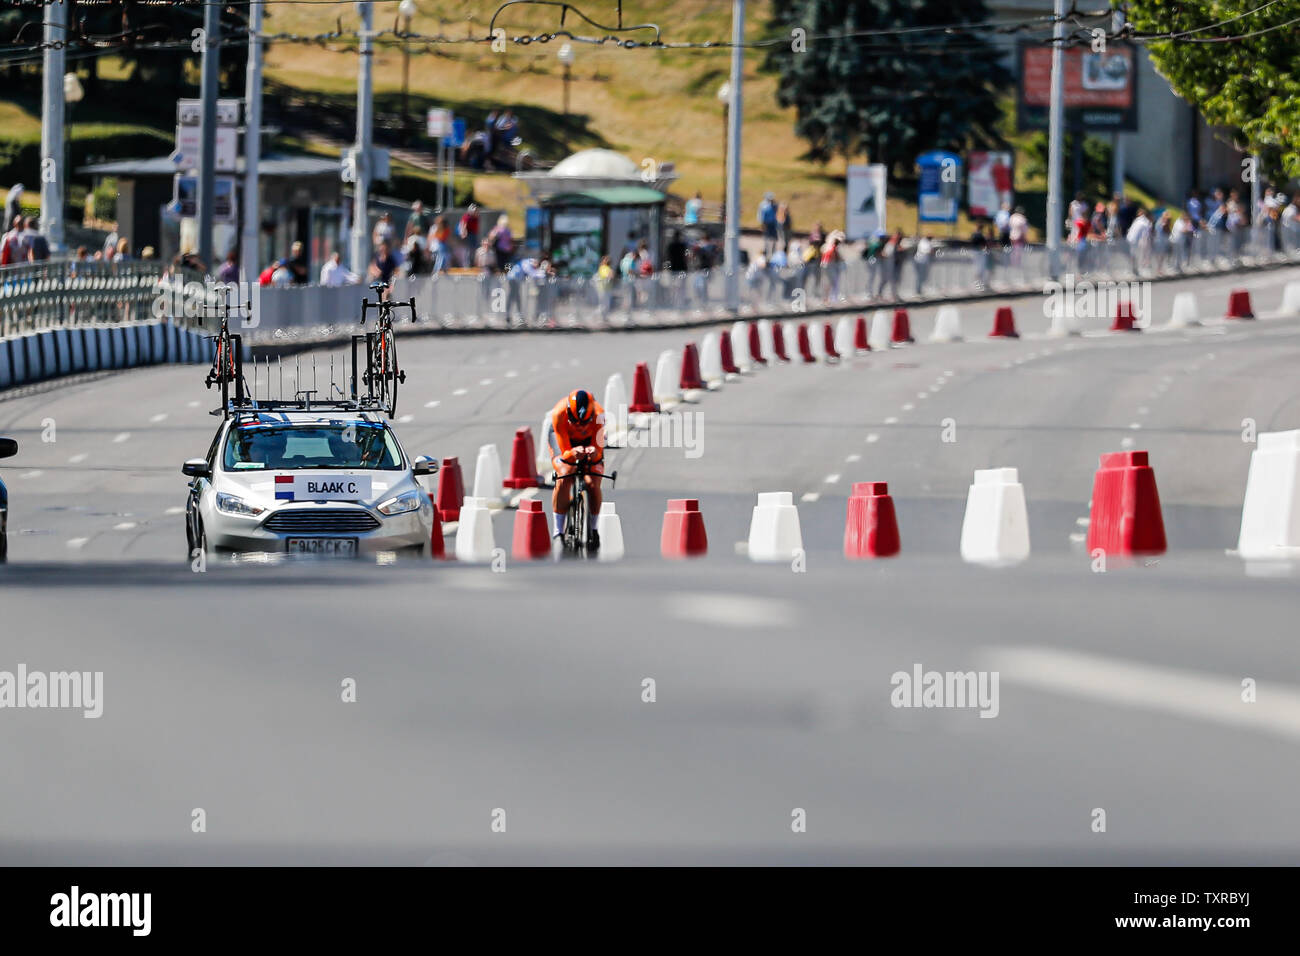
[661,498,708,558]
[772,322,791,362]
[748,322,767,365]
[629,361,659,413]
[1111,300,1140,332]
[435,456,465,522]
[1086,450,1166,557]
[511,499,552,560]
[989,306,1019,338]
[891,309,914,344]
[822,322,841,362]
[719,329,741,374]
[1226,288,1255,319]
[428,497,447,559]
[680,342,705,390]
[502,426,540,489]
[797,322,816,363]
[854,314,871,352]
[843,481,901,558]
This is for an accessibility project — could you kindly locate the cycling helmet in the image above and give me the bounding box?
[566,389,594,426]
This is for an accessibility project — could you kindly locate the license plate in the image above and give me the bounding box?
[286,537,358,557]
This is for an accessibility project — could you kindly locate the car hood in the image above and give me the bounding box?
[214,469,417,510]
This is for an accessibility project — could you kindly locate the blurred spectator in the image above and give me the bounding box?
[113,237,132,262]
[595,255,614,317]
[457,204,480,265]
[372,212,396,248]
[777,201,792,251]
[1116,193,1138,235]
[217,249,240,284]
[430,215,451,273]
[911,232,932,296]
[405,200,429,241]
[1153,210,1173,271]
[369,240,400,283]
[288,241,309,284]
[821,230,845,301]
[270,259,293,287]
[474,238,492,272]
[970,222,991,290]
[0,215,26,265]
[487,215,514,272]
[1008,206,1028,265]
[403,226,428,275]
[758,192,778,256]
[684,191,702,226]
[666,230,688,273]
[257,259,276,286]
[139,245,156,261]
[495,110,519,144]
[4,184,23,230]
[24,217,50,261]
[320,250,358,287]
[1126,207,1152,274]
[995,201,1013,245]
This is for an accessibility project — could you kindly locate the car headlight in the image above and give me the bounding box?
[377,490,421,516]
[215,492,265,517]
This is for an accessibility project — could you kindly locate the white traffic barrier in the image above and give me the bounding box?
[959,467,1031,566]
[472,443,506,507]
[757,318,775,363]
[1237,429,1300,560]
[454,497,498,562]
[807,320,826,361]
[603,372,629,447]
[747,491,804,563]
[1046,299,1080,336]
[536,412,555,476]
[1278,281,1300,318]
[930,305,963,343]
[868,309,892,350]
[700,332,724,386]
[596,502,625,562]
[731,321,753,373]
[1168,291,1200,328]
[835,316,855,356]
[652,348,681,404]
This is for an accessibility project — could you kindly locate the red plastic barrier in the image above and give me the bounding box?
[629,361,659,413]
[435,456,465,522]
[502,426,540,489]
[748,322,767,365]
[511,498,552,560]
[989,306,1019,338]
[797,322,816,363]
[892,309,915,344]
[661,498,708,558]
[854,314,871,352]
[822,322,841,361]
[843,481,901,558]
[428,497,446,559]
[1111,300,1140,332]
[680,342,705,390]
[719,329,741,374]
[772,322,790,362]
[1226,288,1255,319]
[1086,450,1167,557]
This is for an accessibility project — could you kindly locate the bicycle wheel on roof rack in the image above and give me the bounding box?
[381,325,399,417]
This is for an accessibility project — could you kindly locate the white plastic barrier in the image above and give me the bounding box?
[454,496,497,562]
[756,318,775,363]
[473,443,506,507]
[596,502,625,562]
[959,467,1031,566]
[700,331,724,385]
[652,348,681,404]
[1237,429,1300,559]
[834,316,855,356]
[868,309,892,350]
[1279,281,1300,318]
[1168,291,1200,328]
[930,305,963,343]
[1046,300,1079,336]
[731,320,753,373]
[747,491,804,562]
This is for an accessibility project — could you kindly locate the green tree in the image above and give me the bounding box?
[762,0,1011,176]
[1123,0,1300,179]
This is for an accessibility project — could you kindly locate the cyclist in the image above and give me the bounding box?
[548,388,605,550]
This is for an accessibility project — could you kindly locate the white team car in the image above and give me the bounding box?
[182,411,439,558]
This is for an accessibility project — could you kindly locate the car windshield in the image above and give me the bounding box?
[223,422,403,471]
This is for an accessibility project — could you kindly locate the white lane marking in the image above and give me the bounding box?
[505,370,518,379]
[19,470,43,479]
[1075,517,1090,527]
[529,364,541,372]
[1120,436,1135,449]
[113,432,131,443]
[944,370,954,377]
[113,522,137,531]
[452,388,468,396]
[397,414,414,423]
[187,400,200,408]
[424,400,441,408]
[845,453,861,463]
[800,492,821,503]
[669,593,797,630]
[866,433,880,444]
[150,413,168,423]
[1068,532,1086,543]
[902,403,914,412]
[165,506,185,515]
[917,392,929,400]
[824,473,841,484]
[66,538,88,550]
[1137,406,1150,415]
[884,416,899,425]
[985,646,1300,742]
[929,385,942,392]
[479,378,494,386]
[68,454,87,464]
[1129,422,1142,430]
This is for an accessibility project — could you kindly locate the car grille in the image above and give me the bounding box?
[263,509,381,534]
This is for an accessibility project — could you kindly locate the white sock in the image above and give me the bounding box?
[553,512,566,536]
[588,512,599,533]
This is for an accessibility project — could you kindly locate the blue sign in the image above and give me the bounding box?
[917,150,961,223]
[442,118,467,150]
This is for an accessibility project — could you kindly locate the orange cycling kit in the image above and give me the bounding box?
[549,389,605,545]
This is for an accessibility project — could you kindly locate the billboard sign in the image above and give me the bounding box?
[845,163,887,239]
[1017,41,1138,132]
[967,151,1014,219]
[917,151,960,223]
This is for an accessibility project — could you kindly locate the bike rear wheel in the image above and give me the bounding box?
[564,481,587,555]
[382,326,399,417]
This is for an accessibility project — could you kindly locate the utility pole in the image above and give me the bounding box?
[39,0,67,253]
[349,2,375,276]
[723,0,744,313]
[1045,0,1067,279]
[197,0,221,271]
[241,0,265,285]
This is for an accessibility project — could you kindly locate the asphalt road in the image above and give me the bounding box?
[1,265,1299,863]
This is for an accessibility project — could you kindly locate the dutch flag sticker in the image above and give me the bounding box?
[275,475,295,501]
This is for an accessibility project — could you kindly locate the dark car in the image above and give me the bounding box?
[0,437,17,563]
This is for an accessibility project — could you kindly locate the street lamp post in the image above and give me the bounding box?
[557,43,575,118]
[399,0,417,145]
[716,81,730,222]
[63,72,84,238]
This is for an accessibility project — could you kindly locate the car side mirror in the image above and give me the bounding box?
[0,438,16,459]
[182,458,211,479]
[413,455,439,477]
